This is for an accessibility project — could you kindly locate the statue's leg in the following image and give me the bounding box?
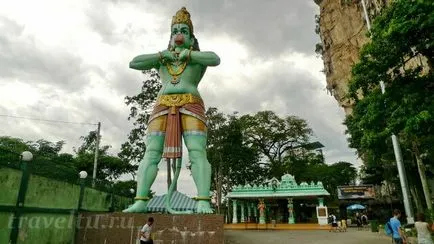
[123,117,166,213]
[182,114,213,214]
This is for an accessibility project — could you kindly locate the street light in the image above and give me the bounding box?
[79,171,88,179]
[78,171,88,211]
[20,151,33,162]
[130,188,135,204]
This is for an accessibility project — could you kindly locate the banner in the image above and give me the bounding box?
[337,185,375,200]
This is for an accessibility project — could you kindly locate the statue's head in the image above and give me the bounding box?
[168,7,200,51]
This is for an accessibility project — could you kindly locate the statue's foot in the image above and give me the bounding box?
[196,200,213,214]
[122,200,148,213]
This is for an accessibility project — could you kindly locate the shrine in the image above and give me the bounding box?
[226,174,330,227]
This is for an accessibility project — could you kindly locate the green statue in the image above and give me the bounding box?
[123,7,220,214]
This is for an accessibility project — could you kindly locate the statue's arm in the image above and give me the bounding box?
[190,51,220,67]
[129,53,160,70]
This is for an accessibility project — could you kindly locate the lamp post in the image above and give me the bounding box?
[130,188,135,203]
[360,0,414,223]
[9,151,33,244]
[78,171,88,211]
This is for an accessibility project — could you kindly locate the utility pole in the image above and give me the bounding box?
[360,0,414,223]
[92,122,101,187]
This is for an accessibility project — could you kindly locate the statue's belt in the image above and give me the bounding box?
[156,94,202,107]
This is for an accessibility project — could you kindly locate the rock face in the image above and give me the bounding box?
[315,0,389,114]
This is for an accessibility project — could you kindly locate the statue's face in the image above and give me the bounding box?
[170,23,193,49]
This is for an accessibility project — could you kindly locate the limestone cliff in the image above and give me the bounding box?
[314,0,389,114]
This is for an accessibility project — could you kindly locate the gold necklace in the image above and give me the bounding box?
[166,61,187,84]
[165,47,192,84]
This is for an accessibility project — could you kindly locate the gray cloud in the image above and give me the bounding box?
[0,17,103,92]
[185,0,320,56]
[90,0,320,56]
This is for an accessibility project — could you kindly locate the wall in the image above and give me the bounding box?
[76,213,224,244]
[0,166,132,244]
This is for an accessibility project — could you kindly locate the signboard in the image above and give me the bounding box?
[317,208,327,217]
[337,185,375,200]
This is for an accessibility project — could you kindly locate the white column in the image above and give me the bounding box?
[287,198,295,224]
[240,201,245,223]
[247,202,252,222]
[232,200,238,224]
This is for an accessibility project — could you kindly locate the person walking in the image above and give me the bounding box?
[356,212,362,230]
[415,213,433,244]
[361,212,369,230]
[328,213,338,232]
[389,209,407,244]
[140,217,154,244]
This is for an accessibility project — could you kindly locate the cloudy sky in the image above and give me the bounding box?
[0,0,359,196]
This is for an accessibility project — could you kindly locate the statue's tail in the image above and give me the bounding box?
[165,158,193,214]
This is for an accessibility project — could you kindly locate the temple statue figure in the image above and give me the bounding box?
[123,7,220,214]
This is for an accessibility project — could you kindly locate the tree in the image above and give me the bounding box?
[119,69,161,163]
[239,111,313,178]
[75,130,137,181]
[0,136,31,165]
[206,108,265,212]
[346,0,434,210]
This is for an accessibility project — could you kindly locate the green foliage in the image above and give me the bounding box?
[348,0,434,98]
[345,0,434,208]
[284,151,357,200]
[0,134,136,197]
[240,111,313,178]
[206,108,265,199]
[119,69,161,163]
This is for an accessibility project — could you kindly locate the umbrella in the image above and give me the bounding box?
[346,204,366,210]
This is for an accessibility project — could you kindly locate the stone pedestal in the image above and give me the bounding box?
[76,213,224,244]
[316,207,328,225]
[316,197,328,225]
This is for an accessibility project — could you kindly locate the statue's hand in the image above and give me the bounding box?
[178,49,191,62]
[160,50,176,63]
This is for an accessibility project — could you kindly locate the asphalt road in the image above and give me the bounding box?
[224,229,392,244]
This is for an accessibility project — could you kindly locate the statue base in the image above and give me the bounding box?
[75,212,224,244]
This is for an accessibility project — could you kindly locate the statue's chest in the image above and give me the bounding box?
[162,64,201,84]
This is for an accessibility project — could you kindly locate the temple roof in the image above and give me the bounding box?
[226,174,330,199]
[147,191,196,212]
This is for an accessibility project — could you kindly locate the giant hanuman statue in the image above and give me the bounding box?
[123,7,220,214]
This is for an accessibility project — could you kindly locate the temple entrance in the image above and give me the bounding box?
[294,199,318,223]
[266,199,289,223]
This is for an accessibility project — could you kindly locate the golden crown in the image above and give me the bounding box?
[171,7,194,34]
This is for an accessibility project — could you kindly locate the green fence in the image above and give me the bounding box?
[0,148,133,244]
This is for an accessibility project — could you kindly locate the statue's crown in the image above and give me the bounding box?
[171,7,194,34]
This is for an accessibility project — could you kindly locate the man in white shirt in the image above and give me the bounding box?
[328,213,338,232]
[140,217,154,244]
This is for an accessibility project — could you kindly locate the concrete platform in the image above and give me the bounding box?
[76,212,224,244]
[224,223,330,230]
[224,229,391,244]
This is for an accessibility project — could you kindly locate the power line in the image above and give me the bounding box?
[0,114,98,126]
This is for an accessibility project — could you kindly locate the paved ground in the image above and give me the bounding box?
[224,229,391,244]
